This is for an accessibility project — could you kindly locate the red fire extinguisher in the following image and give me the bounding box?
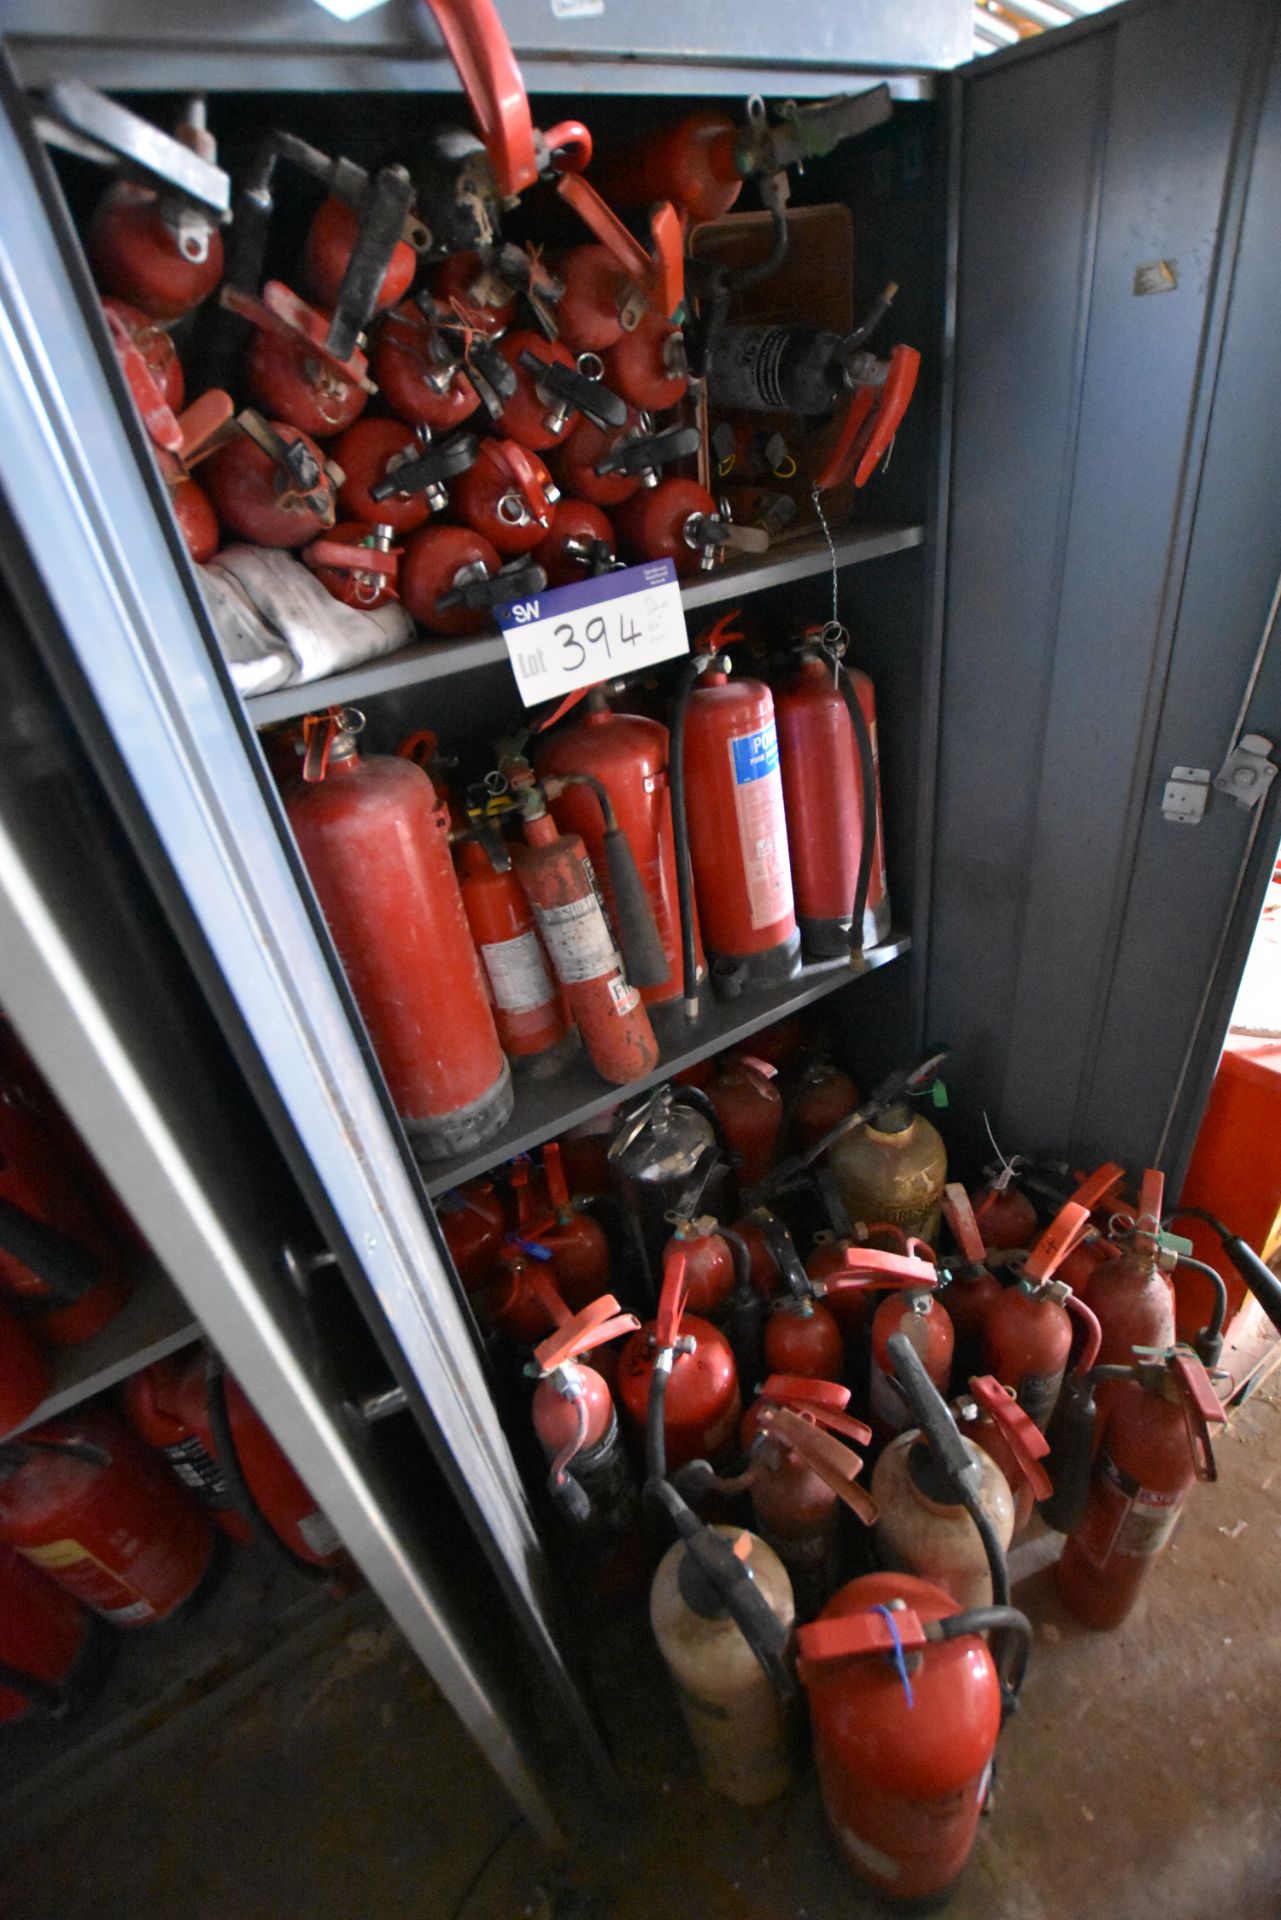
[123,1347,342,1569]
[0,1407,214,1625]
[954,1373,1052,1535]
[333,416,476,532]
[615,479,762,578]
[102,297,184,413]
[939,1184,1005,1381]
[983,1201,1102,1430]
[1051,1160,1128,1289]
[435,1181,506,1293]
[535,688,706,1009]
[399,524,543,636]
[1082,1168,1177,1402]
[237,281,371,440]
[1057,1349,1225,1629]
[0,1546,103,1724]
[529,1293,640,1523]
[773,629,890,958]
[496,331,628,453]
[451,439,558,555]
[550,412,694,509]
[531,499,619,587]
[205,414,339,548]
[707,1054,783,1189]
[524,1144,612,1312]
[372,304,482,434]
[553,244,636,355]
[737,1375,876,1620]
[507,768,661,1087]
[485,1238,569,1345]
[0,1189,130,1353]
[870,1287,952,1437]
[430,251,518,333]
[87,101,224,320]
[798,1570,1030,1902]
[617,1249,742,1472]
[765,1295,845,1382]
[454,824,574,1076]
[283,709,512,1160]
[302,523,401,610]
[787,1061,860,1157]
[603,312,690,414]
[969,1161,1039,1253]
[670,636,800,1003]
[662,1216,736,1323]
[305,194,417,313]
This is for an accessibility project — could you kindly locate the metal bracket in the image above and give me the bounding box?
[1161,766,1211,825]
[1213,732,1277,811]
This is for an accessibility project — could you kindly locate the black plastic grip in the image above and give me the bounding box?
[518,350,628,431]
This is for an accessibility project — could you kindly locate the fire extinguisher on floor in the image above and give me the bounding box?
[983,1201,1102,1432]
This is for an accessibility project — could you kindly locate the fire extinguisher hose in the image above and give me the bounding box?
[550,774,668,987]
[1169,1251,1230,1368]
[546,1389,592,1525]
[932,1604,1032,1721]
[1166,1206,1281,1340]
[668,654,704,1020]
[837,664,878,959]
[204,1351,331,1583]
[646,1346,676,1485]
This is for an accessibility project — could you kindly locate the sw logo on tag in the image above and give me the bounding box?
[508,600,541,623]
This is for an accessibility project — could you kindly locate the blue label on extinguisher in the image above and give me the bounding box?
[729,723,780,784]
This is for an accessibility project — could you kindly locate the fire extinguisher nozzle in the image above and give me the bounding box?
[603,824,670,988]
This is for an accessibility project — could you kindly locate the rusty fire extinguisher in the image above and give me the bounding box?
[670,632,800,1007]
[534,686,706,1009]
[983,1201,1102,1431]
[617,1249,742,1472]
[774,627,890,959]
[798,1568,1030,1903]
[1056,1348,1226,1629]
[954,1373,1052,1536]
[506,763,662,1087]
[283,709,513,1158]
[0,1408,215,1626]
[1082,1169,1177,1420]
[939,1184,1005,1382]
[453,814,576,1077]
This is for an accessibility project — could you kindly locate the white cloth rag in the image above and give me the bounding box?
[198,545,414,696]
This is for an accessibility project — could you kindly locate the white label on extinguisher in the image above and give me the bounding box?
[727,722,794,931]
[480,930,555,1013]
[534,894,622,985]
[297,1509,341,1558]
[496,560,688,709]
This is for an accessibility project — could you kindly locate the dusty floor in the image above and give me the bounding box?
[3,1390,1280,1920]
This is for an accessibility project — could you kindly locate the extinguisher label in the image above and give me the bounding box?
[480,930,555,1013]
[1015,1368,1065,1432]
[1076,1452,1184,1565]
[164,1435,234,1509]
[534,894,622,986]
[727,723,794,931]
[18,1539,158,1623]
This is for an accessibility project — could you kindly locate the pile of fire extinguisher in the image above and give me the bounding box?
[0,1342,345,1734]
[272,608,889,1159]
[430,1014,1281,1904]
[51,0,918,635]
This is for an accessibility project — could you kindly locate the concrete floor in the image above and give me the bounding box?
[4,1389,1280,1920]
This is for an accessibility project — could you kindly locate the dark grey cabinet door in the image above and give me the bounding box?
[929,0,1281,1185]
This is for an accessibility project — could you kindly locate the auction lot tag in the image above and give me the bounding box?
[497,560,689,708]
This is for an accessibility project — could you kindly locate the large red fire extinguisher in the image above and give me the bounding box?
[123,1347,342,1569]
[707,1054,782,1189]
[507,769,661,1087]
[535,687,705,1009]
[529,1293,641,1533]
[1082,1169,1177,1419]
[0,1407,214,1625]
[453,822,575,1075]
[983,1202,1102,1430]
[1057,1349,1225,1629]
[617,1250,742,1471]
[283,709,512,1159]
[0,1546,103,1725]
[774,630,891,958]
[939,1184,1004,1381]
[798,1571,1030,1903]
[671,637,801,1003]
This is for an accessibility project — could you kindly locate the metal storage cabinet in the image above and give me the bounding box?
[0,0,1277,1836]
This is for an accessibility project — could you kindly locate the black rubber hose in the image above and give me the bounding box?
[0,1197,101,1303]
[960,1484,1010,1610]
[717,1226,762,1386]
[1164,1205,1232,1240]
[837,663,878,958]
[937,1605,1032,1712]
[204,1351,331,1584]
[668,655,704,1019]
[645,1347,673,1486]
[1173,1254,1230,1367]
[715,1227,754,1301]
[1166,1208,1281,1340]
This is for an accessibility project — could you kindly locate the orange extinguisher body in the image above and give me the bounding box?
[89,180,223,321]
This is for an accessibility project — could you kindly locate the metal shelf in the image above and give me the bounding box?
[244,523,925,726]
[2,1263,199,1441]
[419,930,911,1196]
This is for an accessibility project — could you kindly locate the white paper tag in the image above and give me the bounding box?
[497,561,688,709]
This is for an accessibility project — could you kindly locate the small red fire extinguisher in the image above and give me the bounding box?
[1082,1169,1178,1415]
[0,1546,104,1724]
[283,708,512,1159]
[551,412,699,507]
[984,1201,1102,1430]
[798,1571,1031,1903]
[0,1188,134,1366]
[969,1158,1039,1253]
[531,499,619,587]
[399,525,544,636]
[496,330,628,453]
[372,303,482,434]
[615,479,765,578]
[123,1346,342,1569]
[617,1250,742,1472]
[787,1061,860,1157]
[1057,1348,1225,1629]
[670,631,801,1005]
[453,817,575,1076]
[0,1407,214,1625]
[435,1181,506,1293]
[603,311,690,413]
[304,195,417,314]
[451,439,559,555]
[524,1144,612,1313]
[954,1373,1052,1535]
[939,1184,1005,1381]
[227,280,372,440]
[205,413,340,548]
[333,415,478,531]
[707,1055,782,1190]
[529,1293,641,1530]
[87,98,223,320]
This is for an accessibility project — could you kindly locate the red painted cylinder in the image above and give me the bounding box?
[0,1121,131,1349]
[680,666,799,983]
[790,1063,860,1154]
[982,1283,1073,1432]
[1082,1244,1176,1377]
[0,1547,95,1724]
[430,252,517,333]
[205,423,336,548]
[451,440,556,555]
[283,718,510,1158]
[372,304,481,434]
[496,331,581,451]
[708,1056,782,1186]
[435,1181,506,1292]
[663,1224,735,1320]
[1057,1233,1118,1295]
[806,1237,871,1340]
[304,196,416,313]
[246,326,367,440]
[554,244,630,353]
[535,690,704,1007]
[159,454,220,565]
[943,1264,1004,1383]
[534,1145,611,1313]
[733,1214,783,1299]
[333,418,435,533]
[615,477,720,576]
[764,1300,844,1380]
[455,838,571,1068]
[550,409,647,508]
[798,1571,1003,1902]
[400,524,502,635]
[599,110,742,222]
[604,311,689,413]
[485,1245,564,1344]
[774,652,889,956]
[617,1314,741,1469]
[970,1179,1038,1253]
[870,1291,953,1435]
[0,1303,51,1434]
[102,297,184,411]
[749,1017,810,1075]
[88,181,223,320]
[512,804,658,1086]
[123,1348,341,1565]
[0,1408,213,1625]
[531,498,617,587]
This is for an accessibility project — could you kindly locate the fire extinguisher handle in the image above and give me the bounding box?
[597,423,702,478]
[749,1210,810,1302]
[447,559,547,611]
[418,0,539,200]
[325,164,416,363]
[887,1332,980,1499]
[371,432,480,500]
[1023,1201,1092,1285]
[813,343,920,493]
[518,350,629,432]
[966,1375,1052,1501]
[556,170,685,319]
[943,1183,988,1267]
[1069,1160,1126,1216]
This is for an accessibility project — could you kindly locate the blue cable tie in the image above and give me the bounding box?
[871,1603,915,1710]
[514,1237,555,1261]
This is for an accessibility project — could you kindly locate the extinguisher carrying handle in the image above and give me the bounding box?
[0,1197,105,1306]
[1023,1201,1092,1285]
[749,1210,811,1303]
[814,344,921,493]
[533,1294,640,1372]
[219,283,374,395]
[756,1405,879,1524]
[325,163,417,363]
[517,350,629,434]
[555,170,685,320]
[647,1478,796,1700]
[417,0,539,200]
[943,1183,988,1268]
[964,1375,1052,1502]
[369,432,480,500]
[595,423,701,478]
[813,1247,940,1294]
[546,1390,593,1526]
[443,559,547,611]
[1069,1160,1127,1218]
[934,1605,1033,1722]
